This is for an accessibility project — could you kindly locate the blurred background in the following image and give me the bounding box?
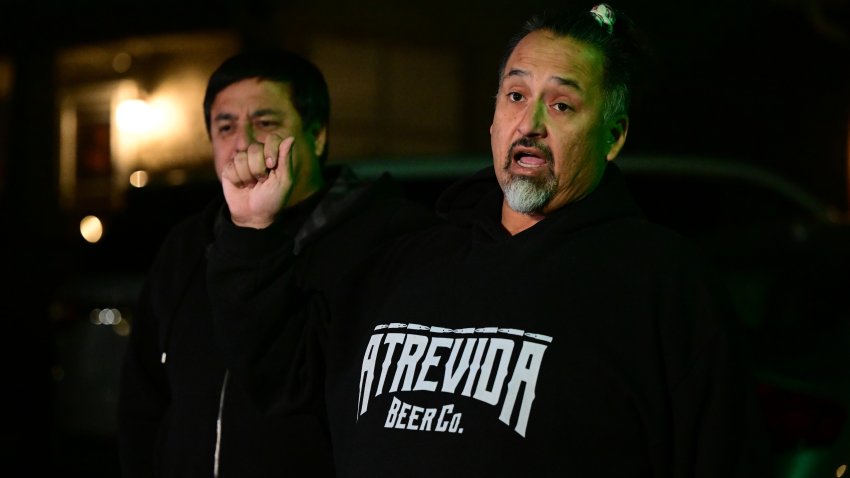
[0,0,848,476]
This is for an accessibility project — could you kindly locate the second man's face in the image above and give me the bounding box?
[490,30,618,215]
[210,78,324,192]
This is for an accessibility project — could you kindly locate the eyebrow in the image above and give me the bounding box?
[505,68,583,92]
[250,108,281,118]
[213,112,235,123]
[213,109,281,123]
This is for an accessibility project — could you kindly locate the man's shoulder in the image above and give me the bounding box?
[318,169,436,233]
[293,171,437,273]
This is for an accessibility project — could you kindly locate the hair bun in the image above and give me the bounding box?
[590,4,616,34]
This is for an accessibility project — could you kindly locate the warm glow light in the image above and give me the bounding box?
[79,215,104,243]
[129,170,149,188]
[166,169,188,185]
[112,52,132,73]
[114,318,131,337]
[116,99,153,133]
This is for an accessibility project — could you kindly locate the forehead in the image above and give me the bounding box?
[212,78,294,113]
[502,30,605,90]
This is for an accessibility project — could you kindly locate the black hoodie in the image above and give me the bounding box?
[209,162,770,477]
[118,166,435,477]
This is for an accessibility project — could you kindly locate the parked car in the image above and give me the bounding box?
[50,153,850,477]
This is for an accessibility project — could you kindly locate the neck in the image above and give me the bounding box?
[500,200,544,235]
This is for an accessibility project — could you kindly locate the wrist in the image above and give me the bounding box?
[230,214,274,230]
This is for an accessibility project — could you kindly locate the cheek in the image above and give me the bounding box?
[491,109,509,132]
[290,140,318,173]
[211,141,232,177]
[550,134,583,170]
[213,155,228,178]
[489,120,510,149]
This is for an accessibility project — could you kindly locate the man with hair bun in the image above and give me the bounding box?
[209,5,772,476]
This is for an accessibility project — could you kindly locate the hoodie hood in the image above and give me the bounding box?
[435,166,502,225]
[292,164,401,254]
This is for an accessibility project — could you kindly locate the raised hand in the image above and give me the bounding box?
[220,134,295,229]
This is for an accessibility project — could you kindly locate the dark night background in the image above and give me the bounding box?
[0,0,848,475]
[2,0,849,214]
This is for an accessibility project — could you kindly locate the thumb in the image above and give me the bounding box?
[267,136,295,170]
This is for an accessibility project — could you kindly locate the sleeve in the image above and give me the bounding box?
[116,274,168,477]
[206,217,328,415]
[206,181,437,416]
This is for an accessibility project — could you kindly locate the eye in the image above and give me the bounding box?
[255,119,281,130]
[552,102,572,112]
[507,92,524,102]
[216,124,233,135]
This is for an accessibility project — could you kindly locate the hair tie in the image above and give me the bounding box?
[590,4,616,34]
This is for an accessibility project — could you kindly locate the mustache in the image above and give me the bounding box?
[505,137,553,167]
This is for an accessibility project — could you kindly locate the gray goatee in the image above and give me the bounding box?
[502,174,557,213]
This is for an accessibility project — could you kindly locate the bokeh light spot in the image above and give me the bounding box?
[129,170,149,188]
[80,215,103,243]
[112,52,132,73]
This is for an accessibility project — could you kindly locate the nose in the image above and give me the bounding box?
[234,123,254,152]
[517,98,547,138]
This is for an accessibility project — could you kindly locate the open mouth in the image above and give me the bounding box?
[512,149,548,168]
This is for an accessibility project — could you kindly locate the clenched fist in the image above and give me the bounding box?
[221,134,295,229]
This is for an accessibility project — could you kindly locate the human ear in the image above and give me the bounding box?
[310,124,327,158]
[605,115,629,161]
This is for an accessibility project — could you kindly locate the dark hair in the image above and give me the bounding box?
[203,49,331,162]
[497,3,649,123]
